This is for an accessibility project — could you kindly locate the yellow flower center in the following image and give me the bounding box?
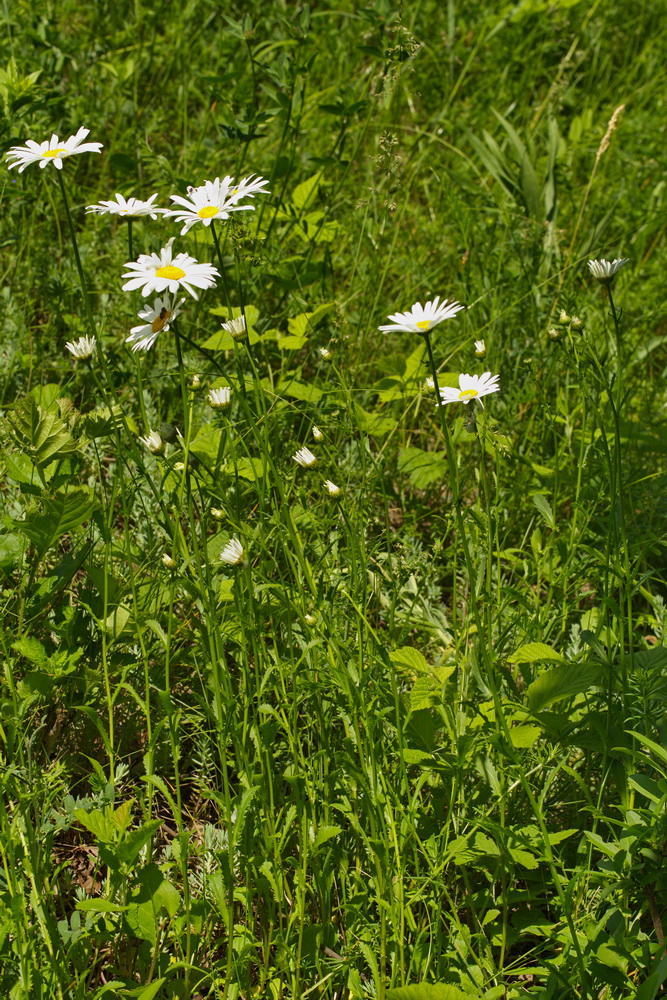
[416,320,431,331]
[152,308,172,333]
[198,205,219,219]
[155,265,186,280]
[459,388,479,399]
[42,148,68,158]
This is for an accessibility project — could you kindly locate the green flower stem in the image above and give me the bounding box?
[210,219,233,313]
[126,217,133,262]
[56,171,97,341]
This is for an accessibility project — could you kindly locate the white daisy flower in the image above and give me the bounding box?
[122,238,219,299]
[379,295,464,335]
[474,339,486,357]
[221,315,247,341]
[293,447,317,468]
[438,372,500,409]
[86,192,164,219]
[208,387,231,409]
[312,425,323,441]
[232,173,270,200]
[126,295,185,352]
[65,335,96,359]
[140,430,164,454]
[6,126,103,172]
[588,258,629,282]
[166,176,255,235]
[325,480,340,496]
[220,537,244,566]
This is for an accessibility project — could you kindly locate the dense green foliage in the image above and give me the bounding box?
[3,1,667,998]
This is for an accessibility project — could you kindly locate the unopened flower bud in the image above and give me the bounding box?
[162,553,177,569]
[570,315,583,330]
[188,374,203,391]
[474,339,486,358]
[548,327,561,342]
[210,507,225,520]
[559,309,571,325]
[312,425,324,441]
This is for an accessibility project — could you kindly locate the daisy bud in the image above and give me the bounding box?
[312,425,324,441]
[558,310,571,325]
[293,447,317,468]
[424,377,435,390]
[220,537,244,566]
[65,335,96,360]
[162,553,177,570]
[208,387,231,410]
[325,480,341,496]
[319,347,332,360]
[304,614,316,625]
[222,315,247,341]
[173,461,185,472]
[548,327,561,342]
[474,339,486,358]
[210,508,225,520]
[140,430,164,454]
[188,374,203,391]
[571,315,583,330]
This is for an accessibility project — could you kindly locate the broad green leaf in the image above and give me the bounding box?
[223,456,268,481]
[116,820,162,867]
[277,334,309,350]
[287,302,333,338]
[103,606,132,642]
[292,171,322,210]
[275,378,323,403]
[636,952,667,1000]
[508,847,539,868]
[136,980,167,1000]
[509,724,541,748]
[508,642,564,664]
[74,808,115,843]
[387,983,468,1000]
[76,898,127,913]
[398,448,447,489]
[126,863,181,945]
[531,493,555,530]
[9,397,76,467]
[355,403,397,436]
[12,636,47,664]
[402,749,432,765]
[527,663,602,712]
[390,647,428,674]
[14,488,94,557]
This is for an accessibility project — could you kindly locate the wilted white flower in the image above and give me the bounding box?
[312,425,323,441]
[210,508,225,520]
[548,327,561,341]
[325,480,340,496]
[221,315,247,341]
[6,126,102,172]
[65,335,96,359]
[162,553,177,569]
[208,386,231,409]
[86,193,164,219]
[571,315,583,329]
[319,347,332,360]
[220,537,244,566]
[122,238,218,299]
[474,339,486,358]
[293,447,317,468]
[379,295,464,335]
[166,176,255,235]
[140,430,164,454]
[588,258,629,282]
[126,295,185,352]
[438,372,500,409]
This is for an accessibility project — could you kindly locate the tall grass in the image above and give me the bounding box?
[2,2,667,999]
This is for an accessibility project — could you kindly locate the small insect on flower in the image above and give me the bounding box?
[86,193,164,218]
[208,387,231,409]
[293,447,317,468]
[312,426,324,441]
[379,295,464,335]
[325,480,341,496]
[140,430,164,454]
[65,335,96,359]
[6,126,102,172]
[122,238,219,299]
[126,295,185,352]
[220,537,245,566]
[474,339,486,358]
[588,258,629,283]
[221,315,247,341]
[438,372,500,409]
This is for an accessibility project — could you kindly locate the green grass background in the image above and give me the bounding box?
[2,1,667,998]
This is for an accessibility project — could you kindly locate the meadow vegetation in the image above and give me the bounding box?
[3,1,667,997]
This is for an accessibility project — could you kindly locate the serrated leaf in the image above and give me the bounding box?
[311,825,342,851]
[386,986,468,1000]
[508,847,539,868]
[14,488,94,558]
[116,820,162,867]
[390,646,428,674]
[531,493,555,529]
[526,663,602,712]
[508,642,564,664]
[9,397,76,467]
[277,334,309,350]
[74,808,115,843]
[12,636,47,664]
[402,749,432,765]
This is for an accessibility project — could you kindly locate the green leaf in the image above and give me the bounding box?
[636,952,667,1000]
[508,642,565,664]
[531,493,555,530]
[354,403,397,436]
[274,378,323,403]
[126,863,181,945]
[14,488,95,558]
[508,847,539,868]
[398,447,448,489]
[135,980,167,1000]
[74,808,115,843]
[386,983,469,1000]
[116,820,162,867]
[390,647,429,674]
[287,302,333,338]
[509,724,541,748]
[311,825,342,851]
[12,636,47,664]
[292,171,322,210]
[9,397,76,467]
[277,334,309,351]
[76,898,128,913]
[527,663,602,712]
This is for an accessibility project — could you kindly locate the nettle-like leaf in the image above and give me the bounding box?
[14,487,95,557]
[9,396,77,467]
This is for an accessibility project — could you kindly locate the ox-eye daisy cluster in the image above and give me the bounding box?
[166,174,270,235]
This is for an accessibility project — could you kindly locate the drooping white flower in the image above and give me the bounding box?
[312,425,323,441]
[140,430,164,454]
[122,238,218,299]
[86,192,164,219]
[588,258,629,282]
[221,315,247,341]
[293,447,317,468]
[166,176,255,235]
[65,335,96,359]
[6,126,102,172]
[438,372,500,409]
[220,537,244,566]
[474,339,486,357]
[379,295,464,334]
[126,295,185,352]
[208,387,231,409]
[325,480,340,496]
